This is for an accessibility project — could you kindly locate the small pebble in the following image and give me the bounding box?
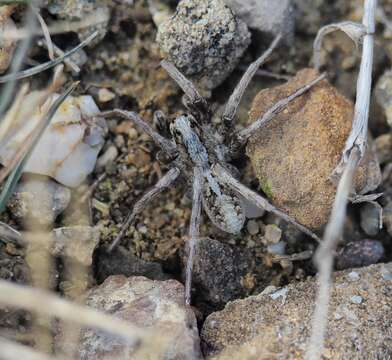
[350,295,363,304]
[246,220,259,235]
[98,88,115,103]
[263,224,282,245]
[360,203,381,236]
[267,241,286,255]
[96,145,118,169]
[381,268,392,281]
[336,240,385,270]
[269,287,288,301]
[347,271,360,282]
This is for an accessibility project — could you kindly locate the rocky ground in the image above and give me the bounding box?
[1,0,392,358]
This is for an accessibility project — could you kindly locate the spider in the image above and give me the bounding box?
[102,34,325,305]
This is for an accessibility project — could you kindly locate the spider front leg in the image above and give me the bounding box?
[101,109,178,158]
[221,33,282,131]
[160,60,210,121]
[185,167,203,305]
[228,72,326,156]
[212,164,321,243]
[108,167,181,252]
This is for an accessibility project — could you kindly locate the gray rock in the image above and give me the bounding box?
[201,263,392,359]
[157,0,251,94]
[246,220,259,235]
[224,0,295,39]
[335,239,384,270]
[8,176,71,226]
[95,246,168,283]
[61,276,201,359]
[189,238,248,306]
[360,203,381,236]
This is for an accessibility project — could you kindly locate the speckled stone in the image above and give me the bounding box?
[62,276,202,359]
[157,0,251,93]
[202,263,392,359]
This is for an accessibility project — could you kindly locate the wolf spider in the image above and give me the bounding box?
[102,34,324,304]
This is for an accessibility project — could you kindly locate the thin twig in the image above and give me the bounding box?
[2,9,109,40]
[306,148,360,360]
[332,0,376,179]
[0,337,70,360]
[0,280,162,347]
[33,7,55,60]
[38,40,81,73]
[307,1,377,359]
[0,31,97,83]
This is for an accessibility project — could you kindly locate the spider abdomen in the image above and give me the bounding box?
[202,178,245,234]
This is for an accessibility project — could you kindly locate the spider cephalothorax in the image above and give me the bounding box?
[102,34,324,304]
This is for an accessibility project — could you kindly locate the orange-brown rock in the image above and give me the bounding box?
[246,68,380,230]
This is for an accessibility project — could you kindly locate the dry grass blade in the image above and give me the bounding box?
[313,22,366,71]
[0,336,71,360]
[332,0,376,179]
[33,7,55,60]
[307,1,377,359]
[2,9,109,40]
[0,31,97,83]
[306,148,360,360]
[0,81,78,213]
[0,280,162,347]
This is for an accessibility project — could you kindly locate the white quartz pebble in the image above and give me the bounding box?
[0,93,107,187]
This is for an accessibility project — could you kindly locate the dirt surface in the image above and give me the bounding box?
[1,0,392,354]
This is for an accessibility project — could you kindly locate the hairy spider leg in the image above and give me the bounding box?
[185,167,203,305]
[228,72,327,157]
[153,110,170,137]
[160,60,210,122]
[221,33,282,129]
[212,164,321,243]
[108,167,181,252]
[101,109,178,158]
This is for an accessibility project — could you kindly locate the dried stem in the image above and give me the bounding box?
[0,31,97,83]
[332,0,376,178]
[307,1,377,358]
[0,280,167,350]
[0,337,70,360]
[306,148,360,360]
